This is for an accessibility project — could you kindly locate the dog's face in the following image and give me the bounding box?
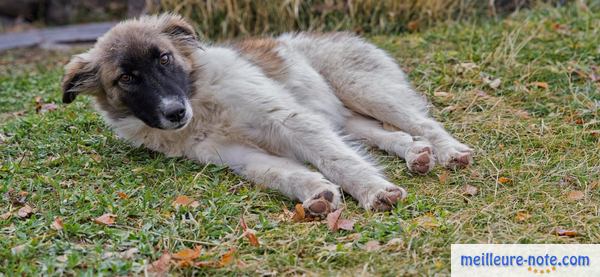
[61,14,199,130]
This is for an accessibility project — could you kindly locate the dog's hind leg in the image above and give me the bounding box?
[330,72,473,170]
[192,141,341,216]
[345,114,435,174]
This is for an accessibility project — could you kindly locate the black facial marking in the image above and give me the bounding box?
[115,45,190,129]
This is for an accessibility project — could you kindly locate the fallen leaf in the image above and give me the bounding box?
[292,203,306,222]
[219,248,236,267]
[117,191,128,199]
[363,240,381,251]
[17,205,33,218]
[337,219,356,231]
[414,213,440,229]
[462,184,478,196]
[11,244,26,255]
[475,90,490,98]
[94,213,116,225]
[148,252,171,275]
[566,190,584,202]
[327,209,343,231]
[386,238,403,246]
[172,246,201,260]
[240,217,260,246]
[456,62,478,73]
[1,211,11,220]
[56,255,67,263]
[51,217,64,230]
[529,81,549,89]
[575,118,584,125]
[488,78,501,89]
[120,247,139,259]
[554,227,578,237]
[515,211,531,222]
[326,209,356,232]
[406,20,419,32]
[434,91,451,98]
[40,103,58,113]
[172,195,199,208]
[438,171,449,184]
[6,189,28,205]
[498,177,512,184]
[514,110,530,119]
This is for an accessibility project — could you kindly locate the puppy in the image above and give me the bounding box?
[61,14,473,215]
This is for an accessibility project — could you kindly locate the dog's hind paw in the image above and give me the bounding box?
[303,189,340,216]
[368,186,407,212]
[405,142,436,175]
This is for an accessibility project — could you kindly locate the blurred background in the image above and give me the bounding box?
[0,0,571,44]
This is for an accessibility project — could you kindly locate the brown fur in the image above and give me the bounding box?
[234,38,288,81]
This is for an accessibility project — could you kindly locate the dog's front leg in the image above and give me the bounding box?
[190,139,341,216]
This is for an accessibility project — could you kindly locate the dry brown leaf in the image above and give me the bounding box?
[11,244,26,255]
[462,184,479,196]
[434,91,451,98]
[514,110,530,119]
[515,211,531,222]
[292,203,306,222]
[386,238,403,247]
[51,217,64,230]
[120,248,139,259]
[406,20,419,32]
[566,190,585,202]
[240,217,260,246]
[172,246,201,261]
[117,192,128,199]
[94,213,116,225]
[6,189,28,205]
[326,209,343,231]
[326,208,356,232]
[498,177,512,184]
[554,227,578,237]
[148,252,171,275]
[337,219,356,231]
[40,103,58,113]
[414,213,440,229]
[219,248,236,267]
[438,171,449,185]
[1,211,12,220]
[17,205,33,218]
[529,81,549,89]
[172,195,199,208]
[363,240,381,252]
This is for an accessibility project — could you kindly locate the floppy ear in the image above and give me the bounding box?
[61,53,100,104]
[159,13,200,53]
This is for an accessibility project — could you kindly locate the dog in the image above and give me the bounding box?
[61,13,473,215]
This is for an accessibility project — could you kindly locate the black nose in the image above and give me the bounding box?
[163,102,186,123]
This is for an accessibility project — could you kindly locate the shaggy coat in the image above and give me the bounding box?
[62,14,473,214]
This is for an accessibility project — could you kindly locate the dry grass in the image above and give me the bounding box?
[159,0,556,40]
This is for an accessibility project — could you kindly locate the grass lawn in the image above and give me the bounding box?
[1,4,598,276]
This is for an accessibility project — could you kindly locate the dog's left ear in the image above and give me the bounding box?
[61,52,100,104]
[159,13,200,52]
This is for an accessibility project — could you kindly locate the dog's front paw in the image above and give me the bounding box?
[405,141,436,175]
[303,189,340,216]
[361,184,407,212]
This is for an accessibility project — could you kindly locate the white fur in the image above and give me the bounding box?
[97,31,472,211]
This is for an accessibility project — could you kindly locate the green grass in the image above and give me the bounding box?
[1,4,599,276]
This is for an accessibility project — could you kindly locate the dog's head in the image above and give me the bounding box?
[62,13,199,130]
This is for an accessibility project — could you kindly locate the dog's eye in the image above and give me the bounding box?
[119,74,132,83]
[159,54,170,66]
